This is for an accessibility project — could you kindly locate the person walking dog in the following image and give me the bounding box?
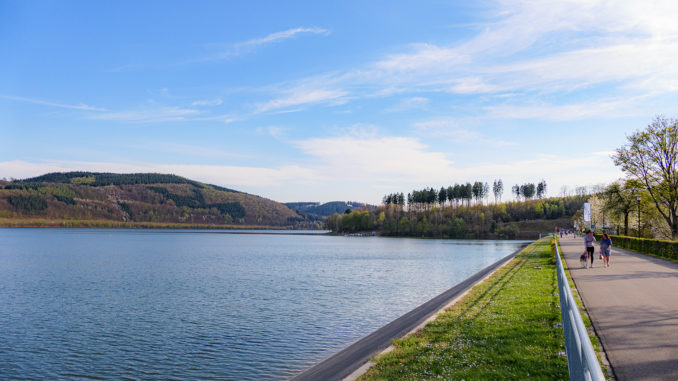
[600,233,612,267]
[584,230,596,268]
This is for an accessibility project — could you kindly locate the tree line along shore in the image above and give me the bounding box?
[327,194,587,239]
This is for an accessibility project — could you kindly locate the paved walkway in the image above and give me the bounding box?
[559,236,678,380]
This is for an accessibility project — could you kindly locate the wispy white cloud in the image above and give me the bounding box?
[190,113,242,124]
[256,126,285,138]
[484,97,642,121]
[0,93,229,125]
[0,94,104,111]
[113,27,331,70]
[237,27,330,48]
[7,92,240,124]
[255,88,348,113]
[374,0,678,95]
[486,40,678,94]
[374,43,467,72]
[413,118,479,140]
[448,77,505,94]
[294,134,458,183]
[202,27,330,62]
[385,96,429,112]
[256,0,678,120]
[191,98,223,107]
[137,142,253,159]
[86,107,199,123]
[413,118,517,146]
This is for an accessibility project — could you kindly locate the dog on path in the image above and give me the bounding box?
[580,252,588,268]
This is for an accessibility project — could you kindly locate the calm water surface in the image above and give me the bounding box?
[0,228,527,380]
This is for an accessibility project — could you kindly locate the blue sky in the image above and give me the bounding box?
[2,0,678,204]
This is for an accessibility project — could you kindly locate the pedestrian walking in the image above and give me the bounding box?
[600,233,612,267]
[584,230,596,268]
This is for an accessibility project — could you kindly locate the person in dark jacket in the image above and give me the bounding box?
[584,230,596,268]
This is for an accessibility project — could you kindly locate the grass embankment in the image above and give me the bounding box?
[0,217,288,230]
[360,238,569,380]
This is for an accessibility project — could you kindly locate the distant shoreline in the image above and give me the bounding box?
[0,217,308,231]
[0,219,538,240]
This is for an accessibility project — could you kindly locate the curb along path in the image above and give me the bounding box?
[559,237,678,380]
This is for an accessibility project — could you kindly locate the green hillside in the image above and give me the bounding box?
[0,172,314,228]
[327,196,587,239]
[284,201,376,219]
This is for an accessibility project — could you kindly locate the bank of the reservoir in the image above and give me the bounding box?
[0,217,292,230]
[294,243,527,381]
[356,238,570,380]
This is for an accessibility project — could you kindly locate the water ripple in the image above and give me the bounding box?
[0,229,526,380]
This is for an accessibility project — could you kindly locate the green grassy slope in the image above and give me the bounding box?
[360,239,568,380]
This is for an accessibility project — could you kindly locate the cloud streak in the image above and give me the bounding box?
[483,98,642,121]
[385,96,429,112]
[191,98,223,107]
[237,27,330,48]
[202,27,330,62]
[0,94,104,111]
[412,118,517,146]
[86,107,200,123]
[256,88,348,113]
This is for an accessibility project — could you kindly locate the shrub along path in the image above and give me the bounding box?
[359,238,568,380]
[559,236,678,380]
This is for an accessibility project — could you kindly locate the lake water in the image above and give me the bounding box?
[0,228,527,380]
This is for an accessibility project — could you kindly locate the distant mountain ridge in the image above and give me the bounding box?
[0,172,317,228]
[285,201,376,219]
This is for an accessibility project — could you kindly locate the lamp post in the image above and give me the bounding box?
[636,195,641,238]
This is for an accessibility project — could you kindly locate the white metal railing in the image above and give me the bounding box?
[555,240,606,381]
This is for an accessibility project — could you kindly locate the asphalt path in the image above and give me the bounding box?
[291,244,528,381]
[559,236,678,380]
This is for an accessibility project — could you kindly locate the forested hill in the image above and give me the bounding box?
[284,201,376,219]
[19,172,242,192]
[0,172,316,228]
[327,195,588,239]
